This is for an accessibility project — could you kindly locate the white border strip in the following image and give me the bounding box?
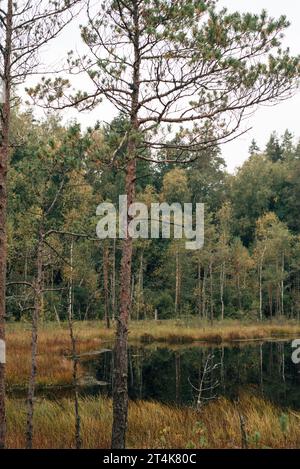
[0,339,5,364]
[0,79,5,104]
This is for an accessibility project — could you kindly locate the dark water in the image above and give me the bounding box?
[81,340,300,410]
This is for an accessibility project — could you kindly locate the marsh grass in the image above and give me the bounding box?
[6,393,300,449]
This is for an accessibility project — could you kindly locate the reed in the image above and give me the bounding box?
[6,393,300,449]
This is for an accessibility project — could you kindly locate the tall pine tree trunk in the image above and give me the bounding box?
[0,0,12,448]
[111,156,136,448]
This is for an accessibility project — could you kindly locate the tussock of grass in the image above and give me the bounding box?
[6,393,300,449]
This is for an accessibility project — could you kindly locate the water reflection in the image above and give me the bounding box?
[82,340,300,409]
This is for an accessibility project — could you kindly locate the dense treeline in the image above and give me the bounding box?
[7,112,300,323]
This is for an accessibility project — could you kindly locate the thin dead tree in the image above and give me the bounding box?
[0,0,81,447]
[29,0,300,448]
[189,352,220,410]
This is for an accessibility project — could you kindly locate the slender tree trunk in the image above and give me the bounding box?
[0,0,12,448]
[209,261,214,326]
[130,273,135,318]
[202,268,207,320]
[221,346,225,391]
[139,352,143,399]
[281,343,285,383]
[26,234,43,449]
[281,252,284,317]
[103,242,110,329]
[24,249,28,280]
[175,248,180,317]
[197,259,201,318]
[220,262,225,320]
[54,305,60,324]
[237,272,242,311]
[137,250,144,319]
[259,264,263,321]
[68,240,82,449]
[259,343,263,394]
[276,284,280,318]
[268,284,272,318]
[175,352,181,404]
[275,259,280,317]
[259,248,266,321]
[297,275,300,322]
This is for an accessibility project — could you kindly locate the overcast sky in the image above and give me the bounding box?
[218,0,300,172]
[36,0,300,173]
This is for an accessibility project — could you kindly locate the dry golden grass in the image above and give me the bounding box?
[6,393,300,449]
[134,319,300,344]
[6,319,300,387]
[6,323,104,386]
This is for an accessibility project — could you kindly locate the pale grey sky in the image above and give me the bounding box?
[35,0,300,173]
[218,0,300,171]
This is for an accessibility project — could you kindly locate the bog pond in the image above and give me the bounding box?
[79,339,300,410]
[9,339,300,410]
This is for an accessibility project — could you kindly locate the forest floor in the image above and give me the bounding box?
[6,392,300,448]
[6,319,300,387]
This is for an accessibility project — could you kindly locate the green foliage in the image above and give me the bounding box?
[6,112,300,324]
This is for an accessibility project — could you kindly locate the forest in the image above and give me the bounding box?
[6,119,300,325]
[1,0,300,453]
